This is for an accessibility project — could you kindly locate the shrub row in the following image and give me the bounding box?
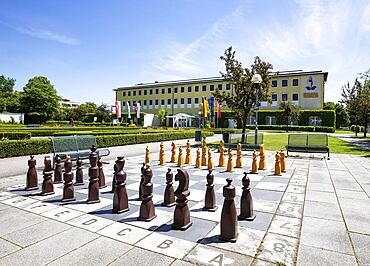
[245,125,335,133]
[0,139,53,158]
[0,132,31,140]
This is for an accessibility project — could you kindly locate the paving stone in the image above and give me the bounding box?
[305,190,337,204]
[0,238,20,258]
[0,211,46,236]
[249,258,277,265]
[276,201,303,219]
[306,182,334,192]
[110,247,174,266]
[0,202,10,211]
[172,259,196,266]
[0,206,26,223]
[67,213,114,232]
[281,192,304,204]
[297,244,357,266]
[300,216,353,254]
[41,206,84,222]
[350,232,370,265]
[0,227,99,265]
[49,236,131,266]
[304,200,342,221]
[238,211,273,232]
[268,215,301,238]
[336,189,369,200]
[339,197,370,235]
[2,219,71,247]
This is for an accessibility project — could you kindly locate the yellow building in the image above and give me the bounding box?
[114,70,328,117]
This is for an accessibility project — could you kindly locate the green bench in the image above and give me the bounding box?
[227,133,264,151]
[51,135,110,163]
[286,134,330,159]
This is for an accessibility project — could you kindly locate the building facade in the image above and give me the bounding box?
[114,70,328,117]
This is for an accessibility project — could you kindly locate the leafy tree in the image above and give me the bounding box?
[280,101,300,131]
[96,103,112,122]
[213,47,273,143]
[76,102,97,122]
[0,75,23,113]
[22,76,60,123]
[156,109,167,126]
[324,102,350,128]
[0,75,15,94]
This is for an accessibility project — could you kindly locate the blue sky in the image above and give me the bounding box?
[1,0,370,105]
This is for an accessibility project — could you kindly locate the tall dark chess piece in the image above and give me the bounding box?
[203,170,217,212]
[113,166,129,213]
[238,173,256,221]
[138,163,146,200]
[53,155,63,184]
[87,146,100,204]
[41,156,54,196]
[162,168,175,207]
[172,169,192,230]
[26,155,38,191]
[111,156,125,193]
[75,158,84,185]
[98,158,107,189]
[138,165,156,221]
[220,178,238,242]
[62,157,75,202]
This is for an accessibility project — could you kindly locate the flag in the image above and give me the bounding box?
[208,97,215,119]
[115,100,121,118]
[136,102,141,118]
[127,101,131,119]
[217,100,221,119]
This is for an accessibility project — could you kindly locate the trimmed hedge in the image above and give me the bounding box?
[245,125,335,133]
[1,132,31,140]
[0,139,53,158]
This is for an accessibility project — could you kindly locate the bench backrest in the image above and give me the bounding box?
[288,134,307,146]
[288,134,328,146]
[76,135,97,151]
[51,135,96,153]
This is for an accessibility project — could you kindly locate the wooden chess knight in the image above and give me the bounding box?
[138,165,156,221]
[172,169,192,230]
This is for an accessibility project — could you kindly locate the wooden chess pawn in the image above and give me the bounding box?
[138,165,156,221]
[75,158,84,185]
[159,142,165,166]
[26,155,38,191]
[62,157,75,202]
[162,169,175,207]
[220,178,238,242]
[226,149,234,172]
[201,135,207,166]
[171,142,177,163]
[41,156,54,196]
[112,167,129,213]
[177,147,184,167]
[98,158,107,188]
[207,149,214,170]
[87,146,100,204]
[145,146,150,165]
[203,170,217,211]
[280,150,286,173]
[238,173,256,221]
[251,150,258,174]
[218,140,225,167]
[172,169,192,230]
[235,143,242,168]
[111,156,125,193]
[274,151,281,176]
[139,162,146,199]
[185,140,192,164]
[195,148,201,168]
[258,144,267,170]
[53,155,63,184]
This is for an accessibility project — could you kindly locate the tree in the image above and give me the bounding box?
[22,76,60,123]
[213,47,273,143]
[324,102,350,128]
[280,101,300,131]
[96,103,112,122]
[76,102,97,122]
[0,75,23,113]
[156,109,167,126]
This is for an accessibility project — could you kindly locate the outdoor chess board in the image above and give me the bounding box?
[0,149,309,266]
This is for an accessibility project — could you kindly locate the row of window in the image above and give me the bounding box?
[271,93,299,102]
[122,83,231,97]
[247,116,322,126]
[123,97,202,107]
[271,79,299,87]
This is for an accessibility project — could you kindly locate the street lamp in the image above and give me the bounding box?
[252,74,262,145]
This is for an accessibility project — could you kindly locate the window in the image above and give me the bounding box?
[265,116,277,125]
[188,86,191,92]
[181,87,185,93]
[174,87,178,93]
[161,88,165,94]
[282,93,288,101]
[202,85,206,91]
[150,89,153,95]
[226,83,231,90]
[161,99,165,105]
[282,80,288,87]
[195,86,199,92]
[168,88,171,94]
[271,80,277,87]
[144,90,147,96]
[133,91,136,96]
[155,89,159,94]
[309,116,322,126]
[246,116,256,125]
[128,91,131,96]
[194,98,199,104]
[180,98,184,104]
[292,79,299,86]
[138,100,141,105]
[143,100,147,105]
[292,93,299,101]
[149,100,152,105]
[272,94,277,101]
[138,90,142,96]
[155,99,158,105]
[122,101,126,106]
[167,99,171,104]
[174,99,178,104]
[187,98,191,104]
[123,92,126,97]
[218,84,222,90]
[210,84,214,91]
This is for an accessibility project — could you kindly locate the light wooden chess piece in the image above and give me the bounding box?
[171,142,177,163]
[195,148,201,168]
[280,150,286,173]
[159,142,165,166]
[177,147,184,167]
[201,135,207,166]
[235,143,242,168]
[274,151,281,176]
[258,144,266,170]
[226,149,234,172]
[145,146,150,165]
[251,150,258,174]
[218,140,225,167]
[185,140,192,164]
[207,149,214,170]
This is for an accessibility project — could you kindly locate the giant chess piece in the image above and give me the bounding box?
[53,155,63,184]
[111,156,125,193]
[98,158,107,188]
[177,147,184,167]
[220,178,238,242]
[145,146,151,165]
[195,148,201,168]
[274,151,281,176]
[159,142,165,166]
[185,140,192,164]
[207,149,214,170]
[238,173,256,221]
[218,140,225,167]
[258,144,266,170]
[41,156,54,196]
[235,143,242,168]
[203,170,217,211]
[280,150,286,173]
[251,150,258,174]
[62,157,75,202]
[112,166,129,213]
[138,162,146,199]
[75,158,84,185]
[201,135,207,166]
[172,169,192,230]
[226,149,234,172]
[171,142,177,163]
[26,155,38,191]
[162,168,175,207]
[138,165,156,221]
[87,146,100,204]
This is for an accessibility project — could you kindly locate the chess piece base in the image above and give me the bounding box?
[219,235,238,243]
[137,214,157,222]
[87,199,101,204]
[41,191,55,196]
[258,167,266,170]
[161,202,176,207]
[53,181,63,184]
[62,197,76,202]
[238,214,256,221]
[99,184,107,189]
[26,186,38,191]
[172,221,192,231]
[249,171,258,174]
[74,182,84,186]
[113,207,129,214]
[203,206,218,212]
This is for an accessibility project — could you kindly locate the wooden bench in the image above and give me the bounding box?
[51,135,110,163]
[227,133,264,151]
[286,134,330,159]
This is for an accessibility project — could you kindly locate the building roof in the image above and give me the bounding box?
[114,70,328,91]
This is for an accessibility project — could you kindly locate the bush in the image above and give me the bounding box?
[0,139,53,158]
[0,132,31,140]
[245,125,335,133]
